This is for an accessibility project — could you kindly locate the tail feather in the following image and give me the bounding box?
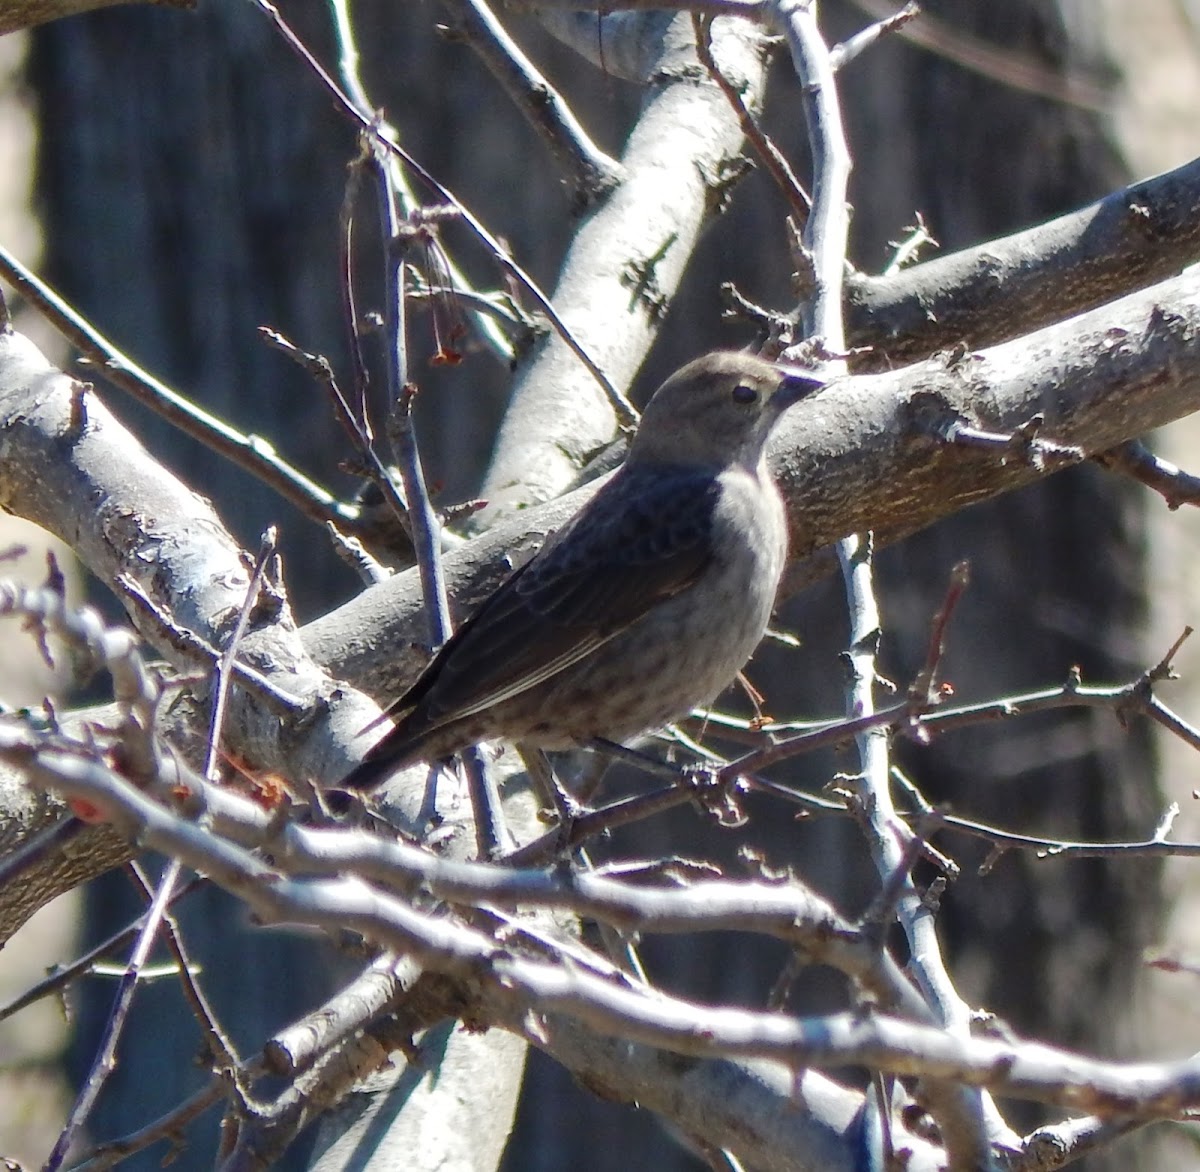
[337,747,405,792]
[337,721,441,792]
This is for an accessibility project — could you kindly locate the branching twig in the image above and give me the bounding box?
[443,0,623,205]
[1095,439,1200,510]
[938,413,1084,473]
[258,325,417,548]
[775,3,1003,1163]
[376,200,451,649]
[26,750,1200,1118]
[68,955,424,1171]
[0,245,360,535]
[693,13,810,223]
[115,574,305,716]
[829,0,919,73]
[0,875,204,1025]
[43,855,183,1172]
[254,0,636,426]
[203,528,279,780]
[125,860,239,1070]
[42,524,281,1170]
[371,123,510,856]
[68,1079,228,1171]
[329,0,518,365]
[0,578,161,780]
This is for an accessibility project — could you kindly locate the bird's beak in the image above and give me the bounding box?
[770,366,830,411]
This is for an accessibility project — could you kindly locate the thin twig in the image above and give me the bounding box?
[444,0,623,205]
[0,579,162,776]
[126,861,239,1070]
[254,0,636,426]
[938,809,1200,863]
[204,528,279,780]
[328,0,518,364]
[68,957,418,1170]
[68,1079,229,1171]
[724,704,905,776]
[830,1,919,72]
[908,559,970,716]
[0,245,359,534]
[938,413,1083,472]
[337,137,375,418]
[504,782,694,866]
[1095,439,1200,510]
[44,857,184,1172]
[257,324,424,556]
[327,522,390,584]
[693,14,810,223]
[0,875,205,1025]
[883,212,939,274]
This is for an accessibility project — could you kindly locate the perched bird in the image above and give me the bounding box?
[341,351,825,791]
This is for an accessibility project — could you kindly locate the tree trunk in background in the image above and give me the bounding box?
[24,0,1187,1168]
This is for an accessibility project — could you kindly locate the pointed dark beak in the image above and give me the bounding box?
[770,366,831,411]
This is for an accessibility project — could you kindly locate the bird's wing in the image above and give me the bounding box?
[386,469,721,729]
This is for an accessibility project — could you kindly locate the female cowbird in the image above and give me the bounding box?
[341,351,825,790]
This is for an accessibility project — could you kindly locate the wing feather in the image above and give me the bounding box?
[386,467,720,732]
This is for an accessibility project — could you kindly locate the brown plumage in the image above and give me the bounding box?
[341,351,825,791]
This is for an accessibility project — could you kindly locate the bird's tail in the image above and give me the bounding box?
[336,744,406,792]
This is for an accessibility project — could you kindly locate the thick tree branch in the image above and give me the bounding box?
[846,154,1200,370]
[0,321,386,937]
[306,263,1200,700]
[475,14,771,521]
[0,324,378,781]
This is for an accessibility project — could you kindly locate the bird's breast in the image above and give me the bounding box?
[485,465,789,749]
[709,464,788,591]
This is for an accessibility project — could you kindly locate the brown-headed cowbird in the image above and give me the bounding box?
[341,351,825,790]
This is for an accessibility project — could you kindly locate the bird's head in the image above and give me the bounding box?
[628,351,827,472]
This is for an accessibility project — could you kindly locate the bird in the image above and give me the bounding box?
[340,351,826,791]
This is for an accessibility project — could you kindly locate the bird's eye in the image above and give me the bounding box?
[731,384,758,405]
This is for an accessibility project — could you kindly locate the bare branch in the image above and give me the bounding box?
[0,246,361,537]
[474,14,768,520]
[1095,439,1200,509]
[442,0,623,206]
[305,263,1200,706]
[252,0,635,427]
[829,1,919,73]
[693,13,810,223]
[24,751,1200,1123]
[846,154,1200,370]
[330,0,519,365]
